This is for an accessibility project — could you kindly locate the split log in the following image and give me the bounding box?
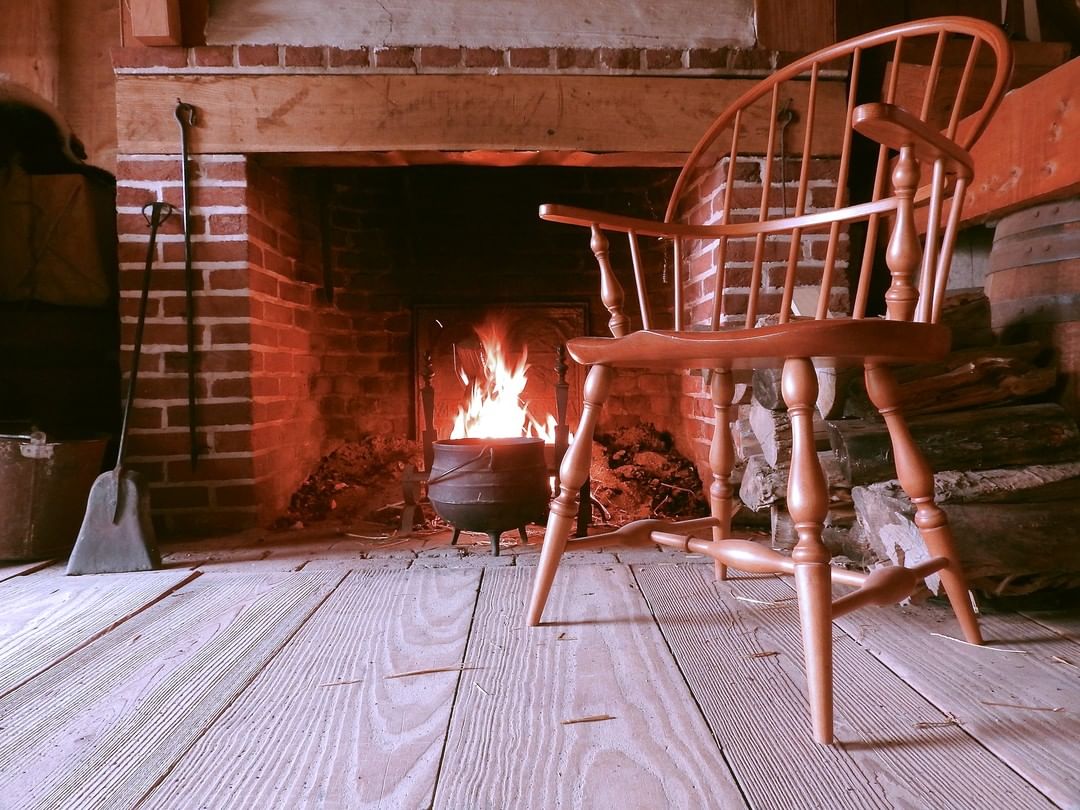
[842,341,1056,418]
[748,400,831,467]
[827,403,1080,486]
[751,365,856,419]
[770,504,866,563]
[938,288,994,349]
[853,470,1080,596]
[738,451,848,512]
[733,415,761,461]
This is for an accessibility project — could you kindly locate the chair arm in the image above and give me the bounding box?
[853,102,973,180]
[540,199,902,240]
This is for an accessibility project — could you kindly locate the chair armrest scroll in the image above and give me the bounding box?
[853,102,973,179]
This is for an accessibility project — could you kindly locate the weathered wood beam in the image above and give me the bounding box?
[129,0,182,46]
[961,57,1080,225]
[115,74,846,157]
[0,0,61,103]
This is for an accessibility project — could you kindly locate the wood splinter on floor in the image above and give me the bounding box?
[980,701,1065,713]
[561,714,616,725]
[914,714,963,729]
[734,595,795,606]
[385,664,479,680]
[929,632,1031,654]
[317,678,364,687]
[747,650,779,659]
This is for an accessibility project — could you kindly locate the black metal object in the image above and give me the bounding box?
[426,437,548,556]
[173,100,199,468]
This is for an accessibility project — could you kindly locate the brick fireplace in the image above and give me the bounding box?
[111,43,844,535]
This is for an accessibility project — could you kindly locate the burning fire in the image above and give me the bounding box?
[450,318,560,442]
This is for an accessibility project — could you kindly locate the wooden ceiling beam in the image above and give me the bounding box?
[115,73,846,158]
[962,57,1080,225]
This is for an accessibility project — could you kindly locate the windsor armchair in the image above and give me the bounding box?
[529,17,1013,744]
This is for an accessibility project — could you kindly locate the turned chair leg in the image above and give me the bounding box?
[526,364,613,627]
[709,370,737,581]
[865,363,982,644]
[782,358,834,744]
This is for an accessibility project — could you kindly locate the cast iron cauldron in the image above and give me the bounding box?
[427,437,549,556]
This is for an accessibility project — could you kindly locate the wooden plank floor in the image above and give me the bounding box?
[0,531,1075,809]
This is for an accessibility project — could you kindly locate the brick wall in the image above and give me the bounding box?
[115,153,257,534]
[672,154,847,475]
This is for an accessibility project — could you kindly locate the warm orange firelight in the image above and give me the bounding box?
[449,318,560,442]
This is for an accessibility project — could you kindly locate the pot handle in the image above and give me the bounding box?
[426,445,493,484]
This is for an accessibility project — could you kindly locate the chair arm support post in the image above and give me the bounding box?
[591,225,630,338]
[885,145,922,321]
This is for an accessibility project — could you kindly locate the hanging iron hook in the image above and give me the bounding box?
[174,99,197,127]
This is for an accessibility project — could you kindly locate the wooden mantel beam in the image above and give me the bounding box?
[962,57,1080,225]
[115,73,845,159]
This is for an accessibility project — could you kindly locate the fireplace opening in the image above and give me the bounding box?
[236,162,690,531]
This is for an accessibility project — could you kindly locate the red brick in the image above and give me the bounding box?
[210,322,251,344]
[112,46,189,69]
[201,161,247,182]
[645,48,683,70]
[190,186,247,208]
[135,376,207,400]
[598,48,639,70]
[214,483,258,507]
[129,405,164,429]
[167,457,254,483]
[164,294,248,319]
[419,46,460,67]
[162,239,248,263]
[211,376,255,399]
[555,48,597,69]
[212,428,253,453]
[237,45,280,67]
[117,186,159,207]
[284,46,326,67]
[191,46,233,67]
[123,320,201,346]
[329,47,369,67]
[149,484,211,508]
[373,46,415,68]
[463,47,502,68]
[508,47,550,68]
[116,158,182,182]
[168,400,253,428]
[210,213,245,235]
[207,268,251,290]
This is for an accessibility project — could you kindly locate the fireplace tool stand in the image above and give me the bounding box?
[400,346,591,553]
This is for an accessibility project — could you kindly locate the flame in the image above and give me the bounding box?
[450,318,559,442]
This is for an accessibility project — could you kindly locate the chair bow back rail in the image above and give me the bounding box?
[528,17,1013,745]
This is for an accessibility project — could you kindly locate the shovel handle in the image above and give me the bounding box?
[116,201,173,469]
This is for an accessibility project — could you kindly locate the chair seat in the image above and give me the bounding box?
[567,318,951,370]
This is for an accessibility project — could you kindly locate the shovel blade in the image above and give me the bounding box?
[67,469,161,575]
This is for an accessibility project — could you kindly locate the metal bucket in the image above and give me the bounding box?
[427,437,549,553]
[0,430,108,560]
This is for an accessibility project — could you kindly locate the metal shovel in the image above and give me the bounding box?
[67,202,173,575]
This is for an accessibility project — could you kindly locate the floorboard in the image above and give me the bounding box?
[142,568,481,809]
[0,571,341,810]
[0,569,196,697]
[435,564,748,810]
[1019,605,1080,645]
[635,564,1054,810]
[0,560,55,583]
[826,592,1080,808]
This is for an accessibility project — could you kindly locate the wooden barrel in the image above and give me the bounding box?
[986,198,1080,418]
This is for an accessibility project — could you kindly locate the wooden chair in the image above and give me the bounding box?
[528,17,1013,744]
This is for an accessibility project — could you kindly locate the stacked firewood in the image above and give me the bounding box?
[736,291,1080,596]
